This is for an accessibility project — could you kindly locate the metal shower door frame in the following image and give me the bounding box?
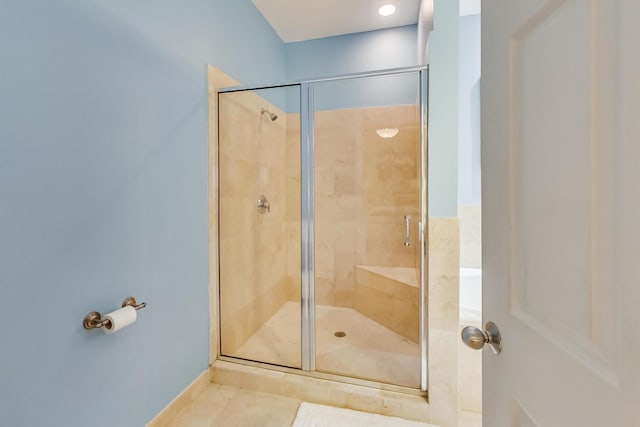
[218,65,430,391]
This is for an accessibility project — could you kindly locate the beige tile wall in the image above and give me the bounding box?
[458,206,482,417]
[309,105,421,307]
[361,106,421,267]
[428,218,461,427]
[218,89,291,354]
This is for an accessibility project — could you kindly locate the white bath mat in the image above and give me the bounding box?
[291,402,437,427]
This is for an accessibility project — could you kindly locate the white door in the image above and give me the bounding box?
[480,0,640,425]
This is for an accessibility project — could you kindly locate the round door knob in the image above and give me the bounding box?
[461,321,502,354]
[461,326,487,350]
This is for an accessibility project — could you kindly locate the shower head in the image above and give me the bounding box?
[261,108,278,121]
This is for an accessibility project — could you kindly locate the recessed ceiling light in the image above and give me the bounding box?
[378,4,397,16]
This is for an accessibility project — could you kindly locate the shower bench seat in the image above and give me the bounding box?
[354,265,420,343]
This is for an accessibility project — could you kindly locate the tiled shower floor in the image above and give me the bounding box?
[232,301,421,388]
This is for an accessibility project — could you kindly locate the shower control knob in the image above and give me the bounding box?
[257,195,270,214]
[461,321,502,354]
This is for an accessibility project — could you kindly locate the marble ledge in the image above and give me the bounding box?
[210,361,430,423]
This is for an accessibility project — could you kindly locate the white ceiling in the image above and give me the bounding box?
[251,0,421,43]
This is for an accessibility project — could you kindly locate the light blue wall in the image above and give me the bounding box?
[0,1,285,426]
[286,25,418,80]
[0,0,467,423]
[458,14,481,206]
[307,73,420,112]
[285,25,419,111]
[428,0,459,217]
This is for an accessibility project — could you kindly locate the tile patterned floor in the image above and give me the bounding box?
[167,384,301,427]
[232,302,421,388]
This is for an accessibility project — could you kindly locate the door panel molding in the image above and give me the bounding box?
[506,0,618,382]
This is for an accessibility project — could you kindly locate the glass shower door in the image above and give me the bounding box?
[218,85,302,368]
[311,73,424,388]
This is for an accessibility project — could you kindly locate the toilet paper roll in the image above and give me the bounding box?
[103,306,137,334]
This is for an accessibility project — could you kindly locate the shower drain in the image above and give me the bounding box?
[334,331,346,338]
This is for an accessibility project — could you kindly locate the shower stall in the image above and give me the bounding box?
[216,67,429,391]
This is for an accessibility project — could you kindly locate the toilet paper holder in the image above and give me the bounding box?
[83,297,147,330]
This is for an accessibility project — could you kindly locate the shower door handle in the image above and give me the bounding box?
[404,215,411,247]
